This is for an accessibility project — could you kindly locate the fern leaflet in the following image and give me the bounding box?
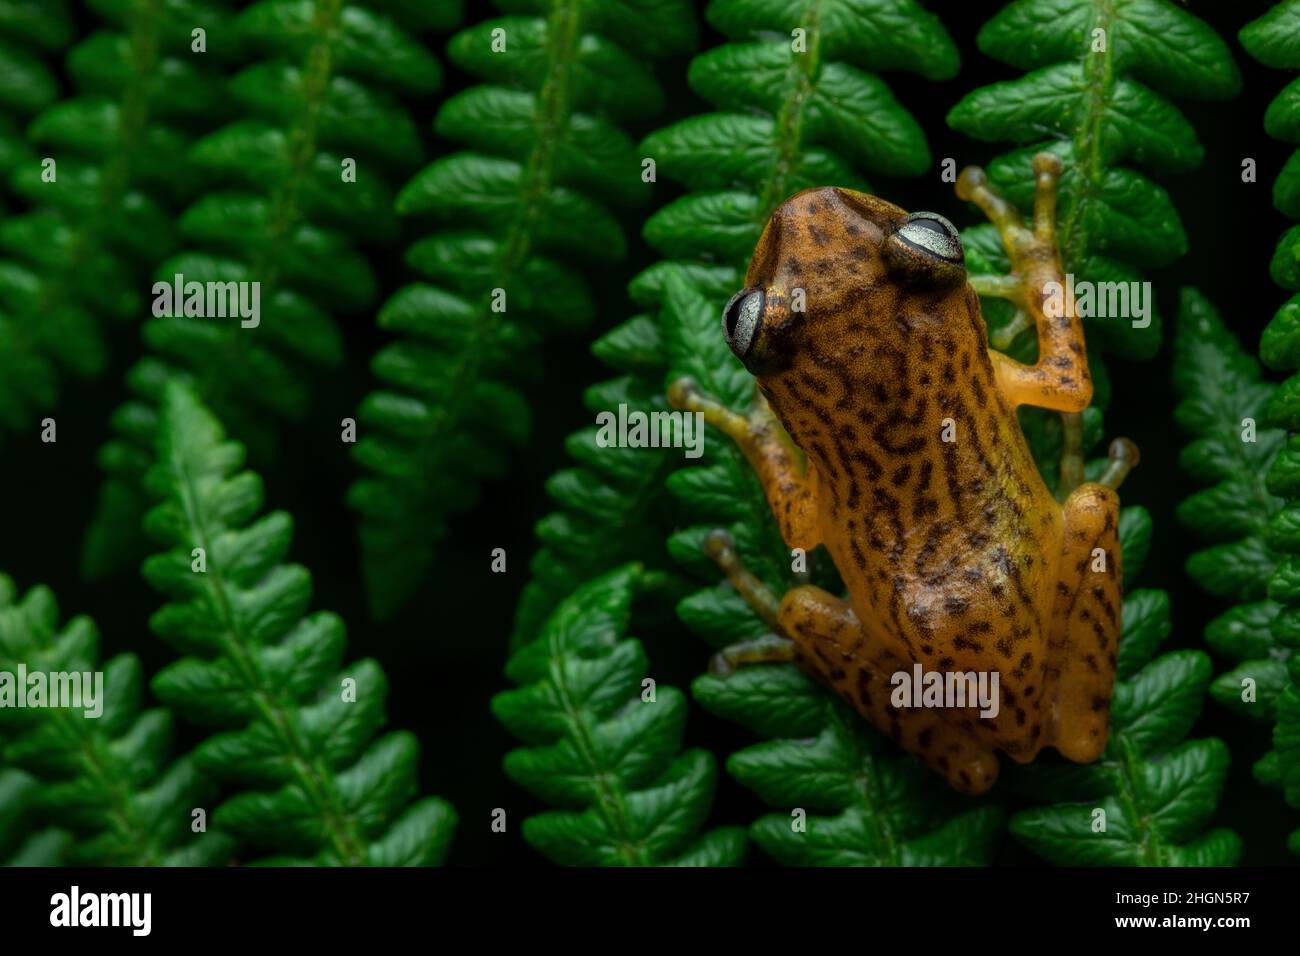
[1174,288,1288,729]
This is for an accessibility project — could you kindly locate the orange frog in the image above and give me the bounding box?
[669,154,1139,794]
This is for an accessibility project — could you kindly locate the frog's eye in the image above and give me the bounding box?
[896,212,963,264]
[722,288,764,359]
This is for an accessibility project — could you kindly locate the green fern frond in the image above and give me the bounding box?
[948,0,1240,457]
[139,381,456,865]
[0,0,239,441]
[84,0,454,581]
[511,0,956,647]
[1174,288,1288,729]
[1007,515,1241,865]
[0,1,73,183]
[0,576,233,865]
[494,565,745,865]
[347,0,696,619]
[1242,0,1300,855]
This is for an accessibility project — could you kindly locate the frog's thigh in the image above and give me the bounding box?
[779,585,1000,795]
[1044,482,1122,763]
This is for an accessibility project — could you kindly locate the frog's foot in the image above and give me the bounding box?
[1060,418,1140,499]
[708,634,796,676]
[1097,437,1140,490]
[957,153,1093,415]
[956,152,1063,280]
[700,528,799,672]
[669,379,821,549]
[668,378,755,448]
[702,528,783,632]
[702,529,1000,794]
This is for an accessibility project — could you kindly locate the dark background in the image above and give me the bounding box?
[3,0,1295,865]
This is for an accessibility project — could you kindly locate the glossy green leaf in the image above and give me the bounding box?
[1240,0,1300,70]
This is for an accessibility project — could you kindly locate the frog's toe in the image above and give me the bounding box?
[930,737,1000,796]
[1052,707,1111,764]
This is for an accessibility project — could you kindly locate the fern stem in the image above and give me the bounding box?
[202,0,344,410]
[66,717,165,865]
[19,0,163,350]
[388,0,586,485]
[755,0,822,218]
[547,642,650,865]
[1115,738,1159,865]
[166,447,369,865]
[849,729,900,863]
[1060,0,1117,269]
[262,0,342,262]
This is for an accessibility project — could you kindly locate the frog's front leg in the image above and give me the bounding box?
[668,378,821,550]
[957,152,1092,414]
[705,530,1001,794]
[1042,480,1124,763]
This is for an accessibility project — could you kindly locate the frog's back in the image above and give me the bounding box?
[767,308,1057,672]
[751,185,1063,671]
[810,358,1067,759]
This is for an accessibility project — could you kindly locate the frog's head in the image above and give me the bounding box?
[721,186,975,390]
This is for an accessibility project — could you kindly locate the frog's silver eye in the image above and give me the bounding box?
[723,288,763,359]
[896,212,963,264]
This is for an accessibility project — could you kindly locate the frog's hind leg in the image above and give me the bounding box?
[1043,482,1124,763]
[704,530,1001,794]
